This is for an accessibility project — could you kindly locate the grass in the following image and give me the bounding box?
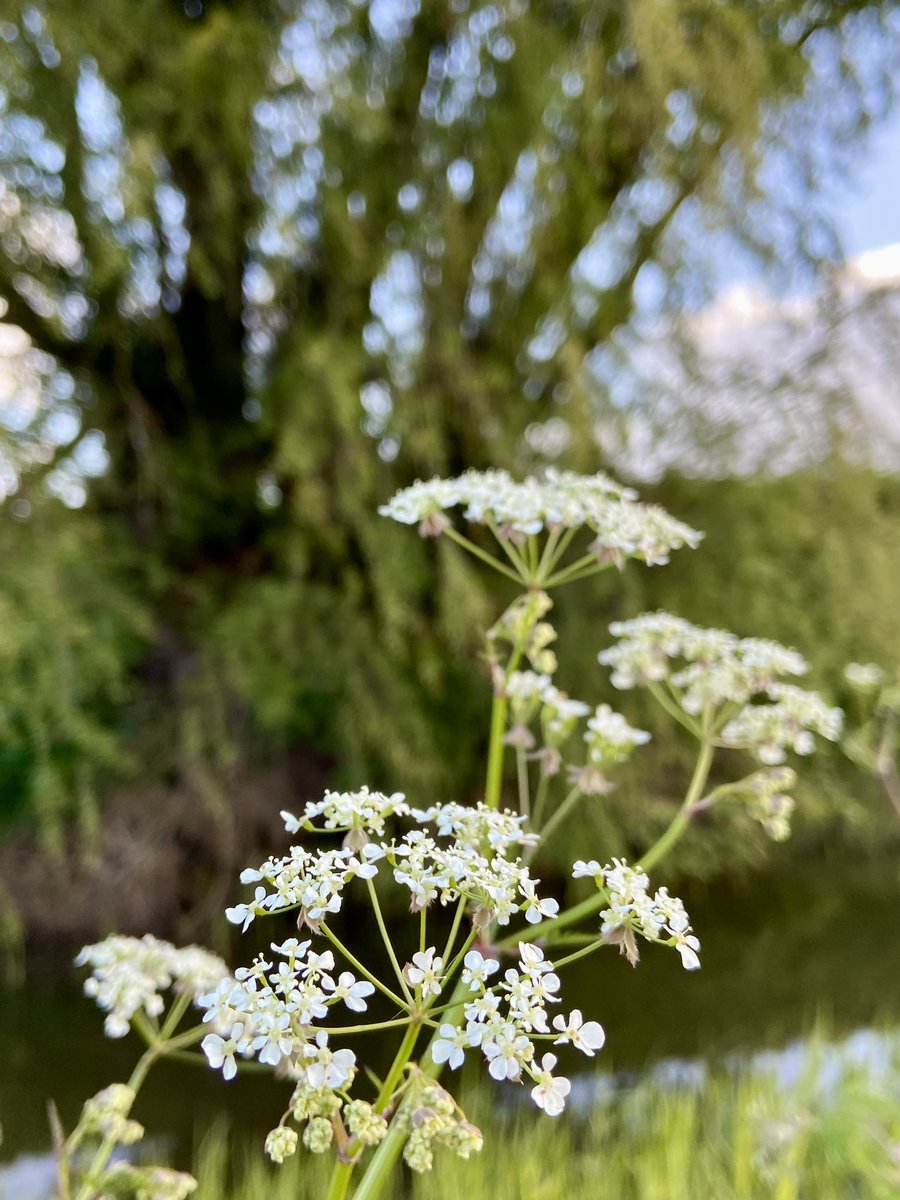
[192,1033,900,1200]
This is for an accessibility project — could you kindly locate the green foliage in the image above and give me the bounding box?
[0,0,897,905]
[0,507,149,856]
[191,1039,900,1199]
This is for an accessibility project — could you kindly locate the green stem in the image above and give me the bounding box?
[443,526,524,583]
[74,1044,159,1200]
[158,990,192,1040]
[535,784,581,848]
[366,878,414,1001]
[545,564,608,589]
[503,892,599,948]
[529,773,551,835]
[551,938,606,971]
[484,688,509,811]
[441,925,479,983]
[330,1020,425,1200]
[319,922,408,1010]
[375,1020,422,1112]
[161,1025,205,1053]
[350,992,466,1200]
[326,1160,355,1200]
[516,748,531,821]
[440,896,468,966]
[322,1018,414,1036]
[483,623,530,811]
[510,739,715,948]
[537,525,583,585]
[639,739,714,873]
[526,534,540,577]
[543,553,608,588]
[487,521,532,579]
[534,526,563,583]
[647,682,703,737]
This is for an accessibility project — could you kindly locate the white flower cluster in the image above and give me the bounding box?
[600,613,808,700]
[199,940,366,1077]
[386,829,558,922]
[379,469,702,564]
[408,801,536,854]
[503,669,592,770]
[226,842,383,932]
[75,935,228,1038]
[599,613,841,761]
[737,767,797,841]
[572,858,700,970]
[282,785,410,836]
[566,705,652,795]
[584,704,651,767]
[844,662,885,690]
[230,797,552,930]
[721,683,843,765]
[431,945,604,1116]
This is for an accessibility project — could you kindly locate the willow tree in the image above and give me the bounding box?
[0,0,895,868]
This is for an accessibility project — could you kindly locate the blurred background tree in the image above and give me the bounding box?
[0,0,898,938]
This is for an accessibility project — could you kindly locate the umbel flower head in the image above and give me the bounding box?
[75,935,228,1038]
[599,612,842,762]
[572,858,702,970]
[191,788,601,1133]
[379,469,702,566]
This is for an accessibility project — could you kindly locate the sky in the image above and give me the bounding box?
[829,108,900,255]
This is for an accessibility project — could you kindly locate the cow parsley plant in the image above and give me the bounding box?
[59,470,845,1200]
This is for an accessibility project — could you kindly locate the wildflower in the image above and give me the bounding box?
[461,950,500,991]
[483,1026,533,1080]
[378,470,702,567]
[225,887,268,932]
[103,1163,198,1199]
[76,935,228,1039]
[406,948,444,997]
[80,1085,144,1144]
[593,858,701,971]
[674,933,702,971]
[529,1054,571,1116]
[520,881,560,924]
[303,1031,357,1089]
[250,1012,293,1067]
[584,704,651,767]
[432,1024,470,1070]
[303,949,336,978]
[599,614,813,715]
[722,685,842,764]
[572,859,602,879]
[321,971,375,1012]
[552,1010,606,1056]
[201,1022,246,1081]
